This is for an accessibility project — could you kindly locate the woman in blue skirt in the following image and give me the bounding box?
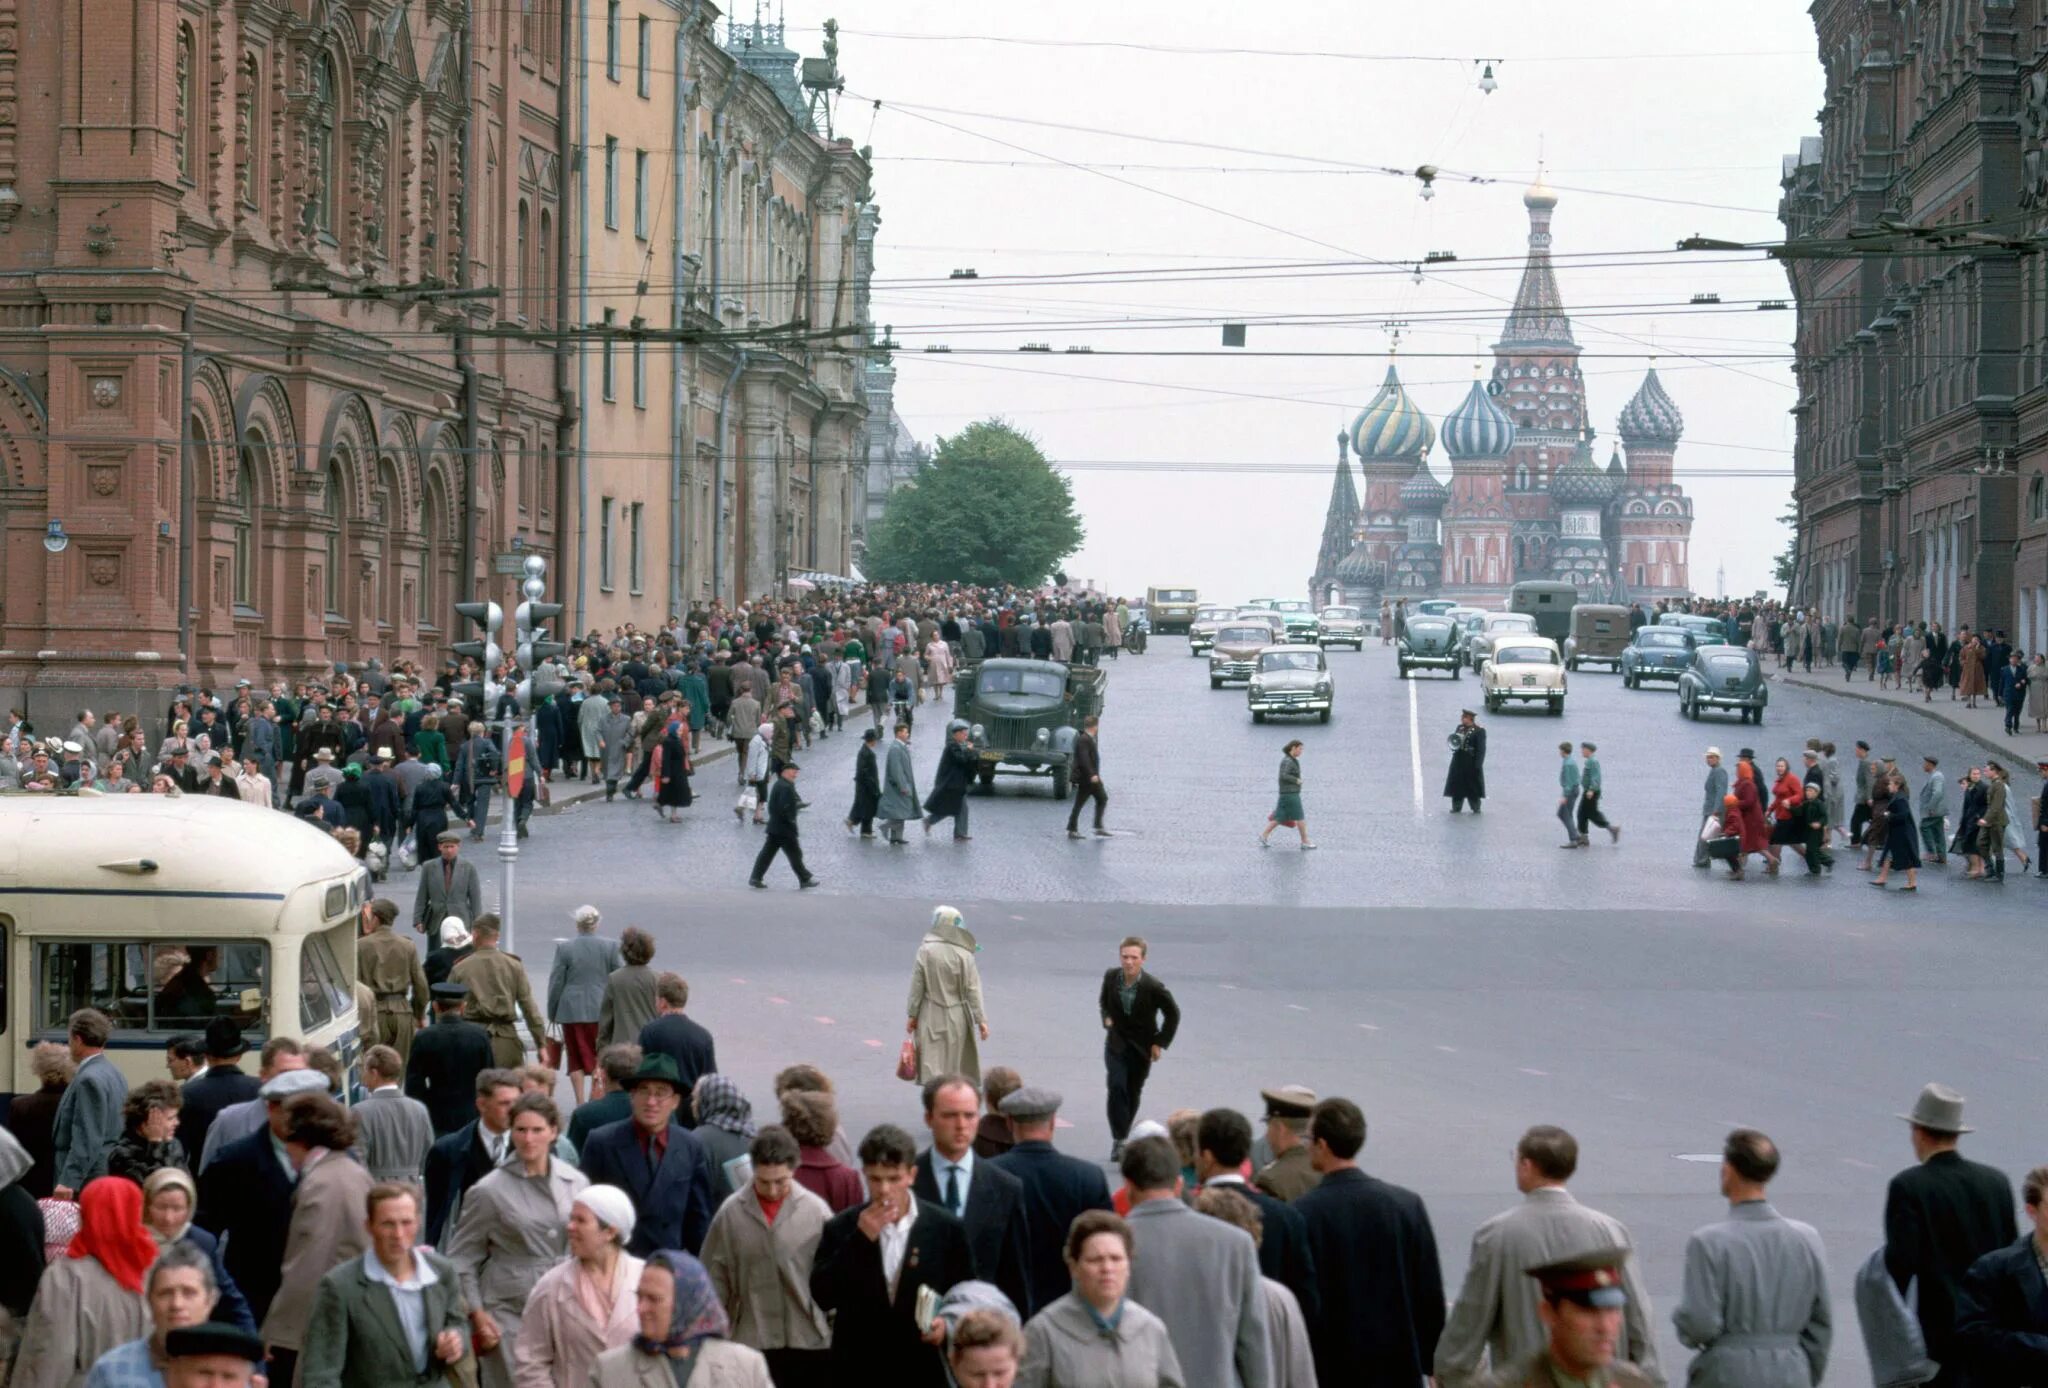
[1260,740,1315,850]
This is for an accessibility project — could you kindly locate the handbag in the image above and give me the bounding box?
[896,1038,919,1083]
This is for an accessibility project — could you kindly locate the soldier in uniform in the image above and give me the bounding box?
[448,912,544,1069]
[1254,1085,1321,1202]
[356,898,429,1065]
[404,981,495,1136]
[1480,1246,1655,1388]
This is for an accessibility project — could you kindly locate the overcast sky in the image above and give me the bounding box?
[794,1,1819,600]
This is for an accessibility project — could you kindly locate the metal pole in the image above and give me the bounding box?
[497,705,518,957]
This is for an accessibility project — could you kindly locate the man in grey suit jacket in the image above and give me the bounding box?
[51,1007,126,1198]
[1434,1125,1660,1387]
[300,1183,471,1388]
[353,1046,435,1183]
[1120,1135,1270,1388]
[411,832,484,936]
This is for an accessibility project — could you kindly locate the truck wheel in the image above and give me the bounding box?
[1452,663,1461,680]
[1752,706,1765,726]
[1051,766,1070,799]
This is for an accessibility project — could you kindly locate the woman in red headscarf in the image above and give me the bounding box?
[1731,758,1772,871]
[13,1176,155,1388]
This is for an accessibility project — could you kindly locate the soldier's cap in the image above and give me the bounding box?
[1459,709,1476,719]
[164,1324,265,1363]
[436,830,464,844]
[259,1069,330,1101]
[313,748,335,761]
[430,981,470,1001]
[625,1053,685,1092]
[999,1086,1063,1120]
[1525,1245,1632,1308]
[1259,1084,1318,1119]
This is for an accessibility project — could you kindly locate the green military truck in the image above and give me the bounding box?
[952,657,1107,797]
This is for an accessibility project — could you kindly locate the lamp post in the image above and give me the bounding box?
[499,554,565,958]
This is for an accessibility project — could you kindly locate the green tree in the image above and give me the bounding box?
[864,419,1084,586]
[1773,502,1798,591]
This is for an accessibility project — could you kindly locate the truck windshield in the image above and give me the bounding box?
[979,668,1067,698]
[1155,589,1196,602]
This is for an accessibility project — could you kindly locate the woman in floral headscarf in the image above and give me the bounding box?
[589,1249,770,1388]
[689,1076,756,1203]
[13,1177,153,1388]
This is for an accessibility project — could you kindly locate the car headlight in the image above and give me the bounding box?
[1315,682,1331,695]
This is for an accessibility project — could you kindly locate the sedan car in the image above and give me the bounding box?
[1482,637,1567,715]
[1397,615,1463,678]
[1187,605,1240,655]
[1464,612,1539,670]
[1676,644,1769,723]
[1273,600,1320,644]
[1233,608,1288,639]
[1619,626,1696,687]
[1248,645,1334,723]
[1209,624,1276,688]
[1318,605,1367,649]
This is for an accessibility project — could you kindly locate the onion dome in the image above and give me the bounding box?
[1524,171,1558,210]
[1551,431,1614,507]
[1335,539,1381,583]
[1350,364,1435,462]
[1399,462,1449,512]
[1617,366,1684,446]
[1441,377,1517,458]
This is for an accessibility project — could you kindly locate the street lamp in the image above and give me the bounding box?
[42,519,68,554]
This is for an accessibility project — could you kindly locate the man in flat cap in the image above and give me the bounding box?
[404,982,496,1137]
[1253,1085,1321,1202]
[162,1324,266,1388]
[1475,1246,1654,1387]
[412,831,483,938]
[987,1087,1113,1318]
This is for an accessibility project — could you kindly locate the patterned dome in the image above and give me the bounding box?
[1350,365,1436,462]
[1399,462,1449,511]
[1441,377,1517,458]
[1551,432,1614,507]
[1617,366,1684,445]
[1335,539,1383,583]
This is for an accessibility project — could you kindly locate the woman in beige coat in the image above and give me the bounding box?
[589,1250,771,1388]
[906,905,989,1085]
[12,1177,153,1388]
[511,1185,642,1388]
[698,1126,831,1377]
[1019,1211,1185,1388]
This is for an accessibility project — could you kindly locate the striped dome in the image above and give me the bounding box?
[1441,377,1516,458]
[1350,365,1436,462]
[1399,462,1449,511]
[1617,366,1684,445]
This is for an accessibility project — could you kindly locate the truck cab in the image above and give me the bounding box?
[953,658,1107,798]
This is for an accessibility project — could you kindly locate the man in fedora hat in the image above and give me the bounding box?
[177,1017,259,1167]
[1885,1083,2016,1386]
[577,1053,718,1256]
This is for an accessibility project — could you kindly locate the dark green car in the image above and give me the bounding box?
[1398,615,1463,678]
[953,658,1107,797]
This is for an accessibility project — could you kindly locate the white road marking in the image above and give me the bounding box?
[1408,676,1424,816]
[1518,1067,1549,1076]
[1674,1153,1722,1163]
[862,1038,883,1048]
[1286,1003,1309,1012]
[814,1016,835,1025]
[1357,1023,1379,1031]
[1435,1044,1458,1053]
[1841,1157,1876,1169]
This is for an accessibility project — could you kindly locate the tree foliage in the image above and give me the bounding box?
[1773,503,1798,591]
[864,419,1084,587]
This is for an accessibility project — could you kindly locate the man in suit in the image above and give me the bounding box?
[1121,1134,1271,1388]
[1293,1096,1444,1387]
[1435,1125,1658,1387]
[636,973,717,1126]
[568,1044,640,1154]
[987,1087,1112,1318]
[1065,713,1109,838]
[421,1066,521,1246]
[411,831,483,936]
[579,1053,717,1255]
[353,1045,434,1183]
[300,1182,470,1388]
[913,1074,1032,1316]
[50,1006,126,1199]
[1885,1084,2017,1387]
[196,1069,330,1326]
[178,1018,261,1173]
[1099,936,1180,1161]
[405,982,496,1137]
[1195,1107,1319,1331]
[749,761,820,889]
[811,1123,975,1388]
[1954,1162,2048,1384]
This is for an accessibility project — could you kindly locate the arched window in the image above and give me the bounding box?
[514,200,528,320]
[423,144,441,277]
[420,479,443,626]
[518,438,534,515]
[309,56,337,234]
[232,436,261,608]
[377,459,401,629]
[323,461,346,616]
[176,25,196,182]
[2031,473,2045,521]
[537,209,553,328]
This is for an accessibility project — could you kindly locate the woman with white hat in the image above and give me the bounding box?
[511,1185,644,1388]
[906,906,990,1085]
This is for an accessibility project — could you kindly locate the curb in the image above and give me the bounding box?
[1770,670,2046,765]
[536,739,739,815]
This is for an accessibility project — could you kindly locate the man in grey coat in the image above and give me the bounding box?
[548,904,624,1103]
[1673,1128,1830,1387]
[1693,748,1728,869]
[878,721,919,846]
[1120,1134,1270,1388]
[353,1045,434,1182]
[51,1006,127,1198]
[1917,755,1949,864]
[1436,1125,1660,1387]
[411,832,484,936]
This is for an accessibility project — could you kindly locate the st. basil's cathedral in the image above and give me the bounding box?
[1311,175,1694,609]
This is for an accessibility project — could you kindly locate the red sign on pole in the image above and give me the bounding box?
[505,727,527,800]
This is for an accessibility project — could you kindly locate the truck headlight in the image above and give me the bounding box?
[1034,727,1050,745]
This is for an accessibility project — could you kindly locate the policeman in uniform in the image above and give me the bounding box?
[404,981,495,1136]
[1480,1245,1655,1388]
[1254,1084,1321,1201]
[448,912,544,1069]
[356,898,429,1064]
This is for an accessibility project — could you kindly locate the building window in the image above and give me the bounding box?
[628,503,644,592]
[601,308,617,400]
[309,57,338,234]
[2032,474,2046,522]
[537,209,553,327]
[631,319,646,408]
[606,0,620,80]
[603,137,618,228]
[634,150,648,238]
[420,500,438,624]
[323,462,345,617]
[176,25,195,183]
[637,16,651,97]
[1636,564,1646,587]
[231,450,256,607]
[599,497,615,590]
[514,200,529,321]
[521,0,538,54]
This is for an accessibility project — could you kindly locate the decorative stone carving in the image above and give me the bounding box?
[87,375,120,409]
[87,464,119,496]
[86,554,118,587]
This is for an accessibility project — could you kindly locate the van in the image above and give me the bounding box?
[0,795,371,1095]
[1563,604,1632,671]
[1509,581,1578,642]
[1146,587,1200,633]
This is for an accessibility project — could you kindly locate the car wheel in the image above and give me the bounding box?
[1252,710,1266,724]
[1451,663,1461,680]
[1752,706,1764,726]
[1398,664,1408,679]
[1210,676,1222,689]
[1318,708,1330,724]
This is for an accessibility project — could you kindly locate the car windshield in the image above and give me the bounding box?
[1218,628,1271,645]
[1260,651,1323,672]
[1197,608,1235,621]
[1488,616,1536,631]
[1496,645,1559,666]
[1276,602,1311,614]
[1705,655,1754,679]
[1637,630,1689,648]
[978,668,1068,698]
[1321,607,1360,619]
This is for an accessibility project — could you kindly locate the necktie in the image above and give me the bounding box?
[944,1164,961,1215]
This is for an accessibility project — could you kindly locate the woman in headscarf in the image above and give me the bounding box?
[590,1249,771,1388]
[513,1186,644,1388]
[448,1093,589,1388]
[140,1167,257,1332]
[1730,758,1770,872]
[13,1177,154,1388]
[906,906,989,1086]
[651,718,693,825]
[689,1076,756,1203]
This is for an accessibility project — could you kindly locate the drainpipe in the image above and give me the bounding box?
[457,12,481,608]
[704,65,743,603]
[670,0,703,616]
[559,0,581,632]
[177,302,196,682]
[713,351,746,603]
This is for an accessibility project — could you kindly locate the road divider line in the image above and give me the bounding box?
[1408,676,1424,816]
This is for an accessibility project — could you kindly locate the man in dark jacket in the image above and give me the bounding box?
[636,973,717,1128]
[404,983,495,1136]
[1445,709,1486,812]
[1294,1096,1444,1387]
[177,1018,261,1169]
[749,762,818,889]
[1065,714,1108,838]
[196,1083,305,1325]
[579,1054,717,1255]
[1886,1084,2017,1387]
[921,722,977,841]
[1098,936,1180,1160]
[987,1087,1112,1318]
[913,1076,1032,1317]
[1195,1107,1319,1329]
[421,1067,522,1245]
[1954,1162,2048,1385]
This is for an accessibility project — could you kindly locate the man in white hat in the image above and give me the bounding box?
[1884,1083,2017,1387]
[1694,748,1728,869]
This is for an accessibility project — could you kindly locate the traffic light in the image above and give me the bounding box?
[514,599,567,670]
[451,600,504,717]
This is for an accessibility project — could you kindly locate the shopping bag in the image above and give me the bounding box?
[737,787,758,814]
[896,1038,919,1083]
[395,836,420,873]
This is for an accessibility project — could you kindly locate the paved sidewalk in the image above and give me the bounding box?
[533,737,737,815]
[1769,660,2048,765]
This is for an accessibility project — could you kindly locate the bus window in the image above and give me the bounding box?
[298,928,352,1033]
[36,940,266,1039]
[0,916,8,1036]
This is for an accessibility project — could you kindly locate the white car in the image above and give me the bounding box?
[1248,645,1334,723]
[1465,611,1539,670]
[1481,636,1567,715]
[1318,605,1367,649]
[1187,605,1241,655]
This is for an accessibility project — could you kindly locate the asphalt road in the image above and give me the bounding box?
[391,637,2047,1384]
